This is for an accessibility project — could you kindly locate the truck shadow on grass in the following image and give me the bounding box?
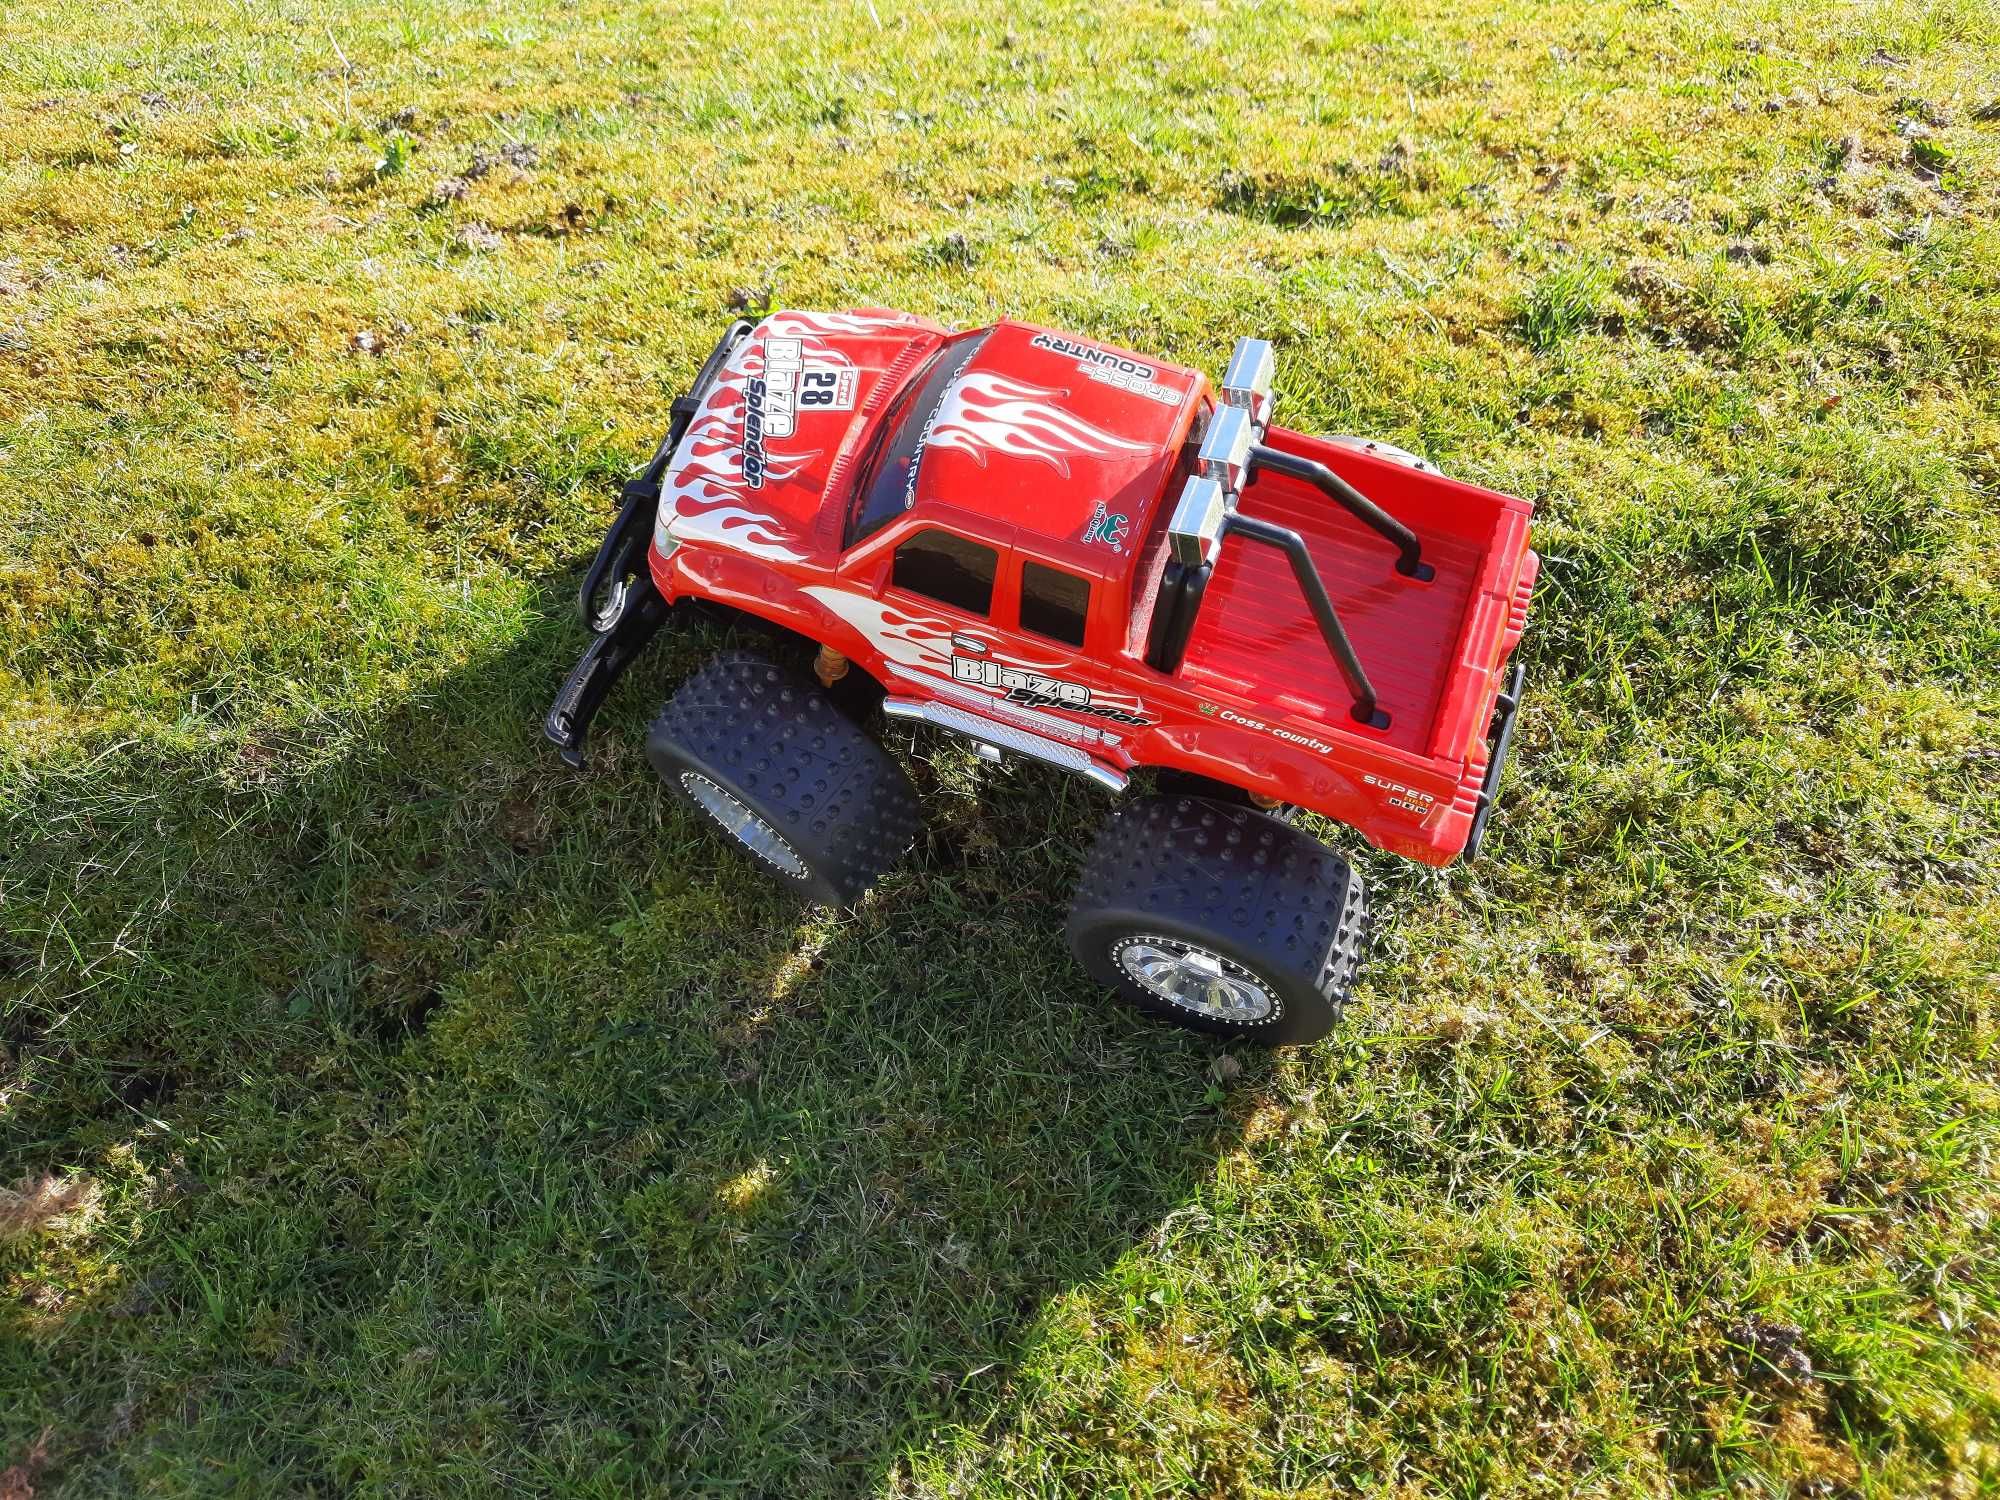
[7,571,1255,1495]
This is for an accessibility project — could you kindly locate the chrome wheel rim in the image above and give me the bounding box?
[679,772,809,881]
[1111,935,1278,1024]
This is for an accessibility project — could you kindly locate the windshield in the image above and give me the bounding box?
[844,330,991,548]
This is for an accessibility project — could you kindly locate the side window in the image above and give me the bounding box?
[1019,560,1090,648]
[891,529,997,616]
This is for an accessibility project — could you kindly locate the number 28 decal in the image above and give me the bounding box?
[752,338,858,445]
[799,368,856,410]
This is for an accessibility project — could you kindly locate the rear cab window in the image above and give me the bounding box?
[1019,560,1090,648]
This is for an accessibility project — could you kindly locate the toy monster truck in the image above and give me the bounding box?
[547,309,1536,1044]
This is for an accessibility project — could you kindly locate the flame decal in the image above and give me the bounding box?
[922,371,1151,477]
[802,588,953,677]
[764,309,924,339]
[672,502,808,559]
[658,324,834,564]
[657,310,945,563]
[799,586,1149,718]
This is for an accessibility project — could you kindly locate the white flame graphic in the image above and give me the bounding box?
[672,502,807,561]
[799,586,1148,718]
[922,371,1150,477]
[764,309,925,339]
[658,326,828,563]
[657,311,937,563]
[803,588,953,678]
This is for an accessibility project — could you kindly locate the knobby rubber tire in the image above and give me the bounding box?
[647,650,920,905]
[1066,795,1366,1045]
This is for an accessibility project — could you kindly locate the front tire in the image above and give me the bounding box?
[647,651,920,905]
[1066,796,1366,1045]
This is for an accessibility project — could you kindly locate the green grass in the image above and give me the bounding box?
[3,0,1998,1493]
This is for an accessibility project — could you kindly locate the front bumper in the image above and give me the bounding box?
[542,319,754,768]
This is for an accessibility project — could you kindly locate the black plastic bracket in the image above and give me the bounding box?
[576,477,661,634]
[1246,445,1433,581]
[1144,557,1213,674]
[1463,659,1526,861]
[544,572,671,769]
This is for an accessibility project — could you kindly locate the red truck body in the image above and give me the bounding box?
[644,309,1536,866]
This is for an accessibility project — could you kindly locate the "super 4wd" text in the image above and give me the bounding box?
[1364,772,1436,816]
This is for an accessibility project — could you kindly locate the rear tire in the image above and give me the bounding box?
[647,650,920,905]
[1150,768,1298,822]
[1066,796,1366,1045]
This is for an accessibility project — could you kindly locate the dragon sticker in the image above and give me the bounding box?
[1081,502,1129,551]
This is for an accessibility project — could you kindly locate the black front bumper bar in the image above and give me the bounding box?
[542,319,753,768]
[542,495,672,769]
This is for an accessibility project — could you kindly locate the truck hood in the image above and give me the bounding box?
[660,308,946,563]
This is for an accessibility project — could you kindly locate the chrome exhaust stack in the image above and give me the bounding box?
[1218,336,1276,436]
[1167,339,1272,566]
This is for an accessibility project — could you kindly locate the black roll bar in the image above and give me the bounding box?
[1222,513,1390,728]
[1246,445,1433,581]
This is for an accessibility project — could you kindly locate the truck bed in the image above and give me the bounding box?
[1177,432,1535,764]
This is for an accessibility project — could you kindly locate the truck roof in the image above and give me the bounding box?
[899,320,1206,579]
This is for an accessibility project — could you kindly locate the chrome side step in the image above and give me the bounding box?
[882,698,1128,793]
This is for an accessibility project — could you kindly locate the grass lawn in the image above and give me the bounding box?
[4,0,1998,1492]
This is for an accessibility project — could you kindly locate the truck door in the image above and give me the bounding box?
[883,527,1007,693]
[996,553,1154,737]
[794,525,1007,698]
